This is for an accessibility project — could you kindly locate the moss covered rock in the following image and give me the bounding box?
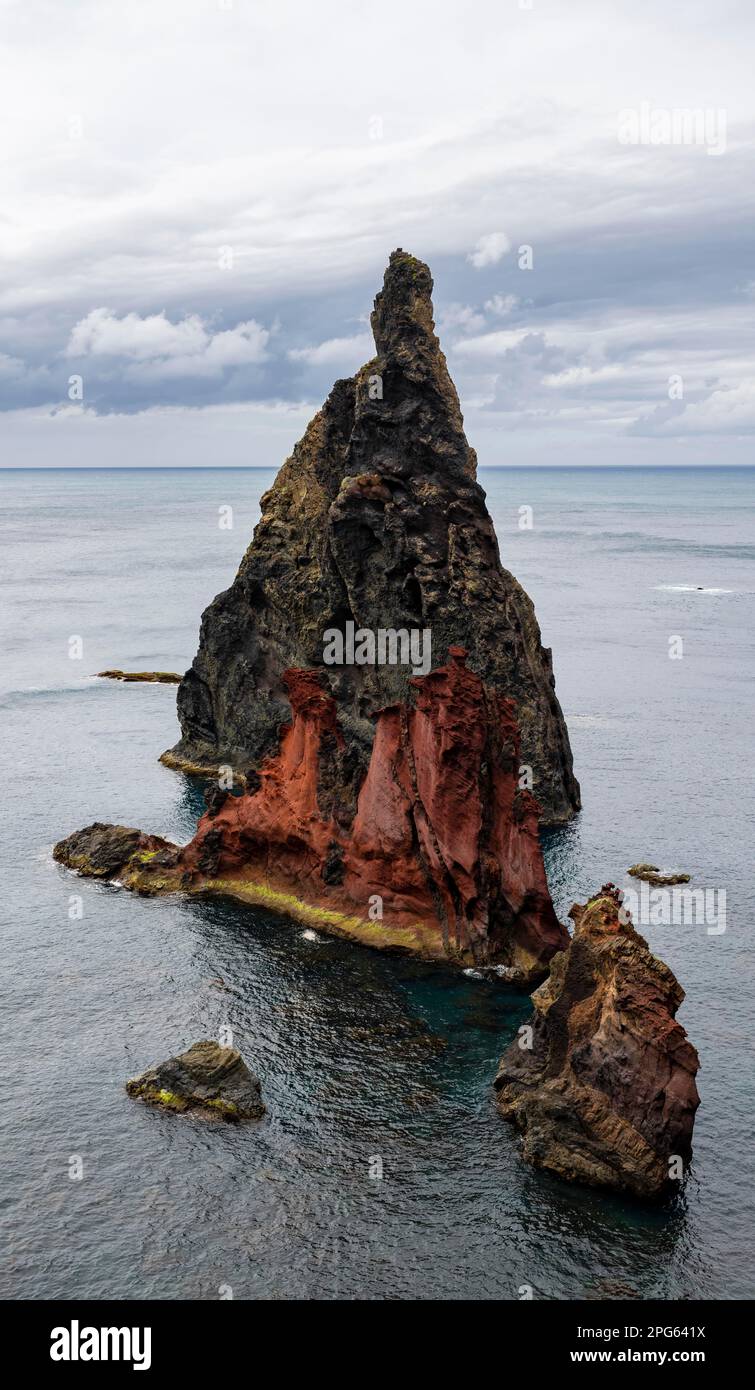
[126,1040,265,1122]
[98,670,182,683]
[628,863,691,886]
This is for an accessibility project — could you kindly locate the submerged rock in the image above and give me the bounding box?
[628,862,691,886]
[126,1040,264,1121]
[494,887,700,1198]
[165,249,579,827]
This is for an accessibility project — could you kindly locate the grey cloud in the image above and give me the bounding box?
[1,0,754,459]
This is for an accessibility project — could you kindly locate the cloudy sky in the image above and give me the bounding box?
[1,0,754,466]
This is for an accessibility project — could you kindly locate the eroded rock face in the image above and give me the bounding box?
[165,249,580,826]
[178,647,568,980]
[494,888,700,1198]
[126,1040,264,1121]
[55,649,568,981]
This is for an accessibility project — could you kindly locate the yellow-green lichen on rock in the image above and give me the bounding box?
[126,1040,265,1123]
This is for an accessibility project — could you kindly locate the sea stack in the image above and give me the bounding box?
[494,887,700,1198]
[163,249,580,827]
[53,252,581,975]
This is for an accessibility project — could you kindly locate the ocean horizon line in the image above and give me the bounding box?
[1,464,754,473]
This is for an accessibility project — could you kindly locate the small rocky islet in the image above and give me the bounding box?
[54,250,699,1199]
[126,1040,264,1122]
[628,862,691,887]
[97,669,182,684]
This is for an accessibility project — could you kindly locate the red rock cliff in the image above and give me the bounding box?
[176,647,568,980]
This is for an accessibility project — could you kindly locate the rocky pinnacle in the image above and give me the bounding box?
[165,249,580,825]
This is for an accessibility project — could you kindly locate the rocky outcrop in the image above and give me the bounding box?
[628,862,691,887]
[494,887,700,1198]
[55,648,568,982]
[126,1040,264,1121]
[98,670,182,683]
[53,823,178,880]
[164,249,580,826]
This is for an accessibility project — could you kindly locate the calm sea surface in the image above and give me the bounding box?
[1,466,753,1300]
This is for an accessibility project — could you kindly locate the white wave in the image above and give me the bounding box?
[6,680,100,694]
[300,928,322,943]
[491,964,518,979]
[654,584,735,594]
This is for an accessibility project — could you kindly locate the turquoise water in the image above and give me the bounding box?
[1,466,754,1300]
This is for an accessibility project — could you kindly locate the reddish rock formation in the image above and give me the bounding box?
[494,887,701,1198]
[55,648,568,982]
[179,647,568,980]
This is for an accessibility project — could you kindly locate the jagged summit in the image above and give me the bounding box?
[371,249,454,381]
[357,248,474,480]
[164,250,580,825]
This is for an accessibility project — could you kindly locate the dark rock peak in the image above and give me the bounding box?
[371,249,453,382]
[164,249,580,826]
[372,249,434,346]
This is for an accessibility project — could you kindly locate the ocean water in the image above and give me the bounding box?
[1,465,754,1302]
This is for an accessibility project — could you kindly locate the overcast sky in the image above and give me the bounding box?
[1,0,754,466]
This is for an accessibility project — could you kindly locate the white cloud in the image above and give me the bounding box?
[542,364,624,388]
[467,233,510,270]
[66,308,269,375]
[202,322,270,367]
[437,303,486,334]
[631,380,755,435]
[288,333,372,367]
[67,308,208,360]
[485,294,519,317]
[1,0,754,457]
[455,328,530,358]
